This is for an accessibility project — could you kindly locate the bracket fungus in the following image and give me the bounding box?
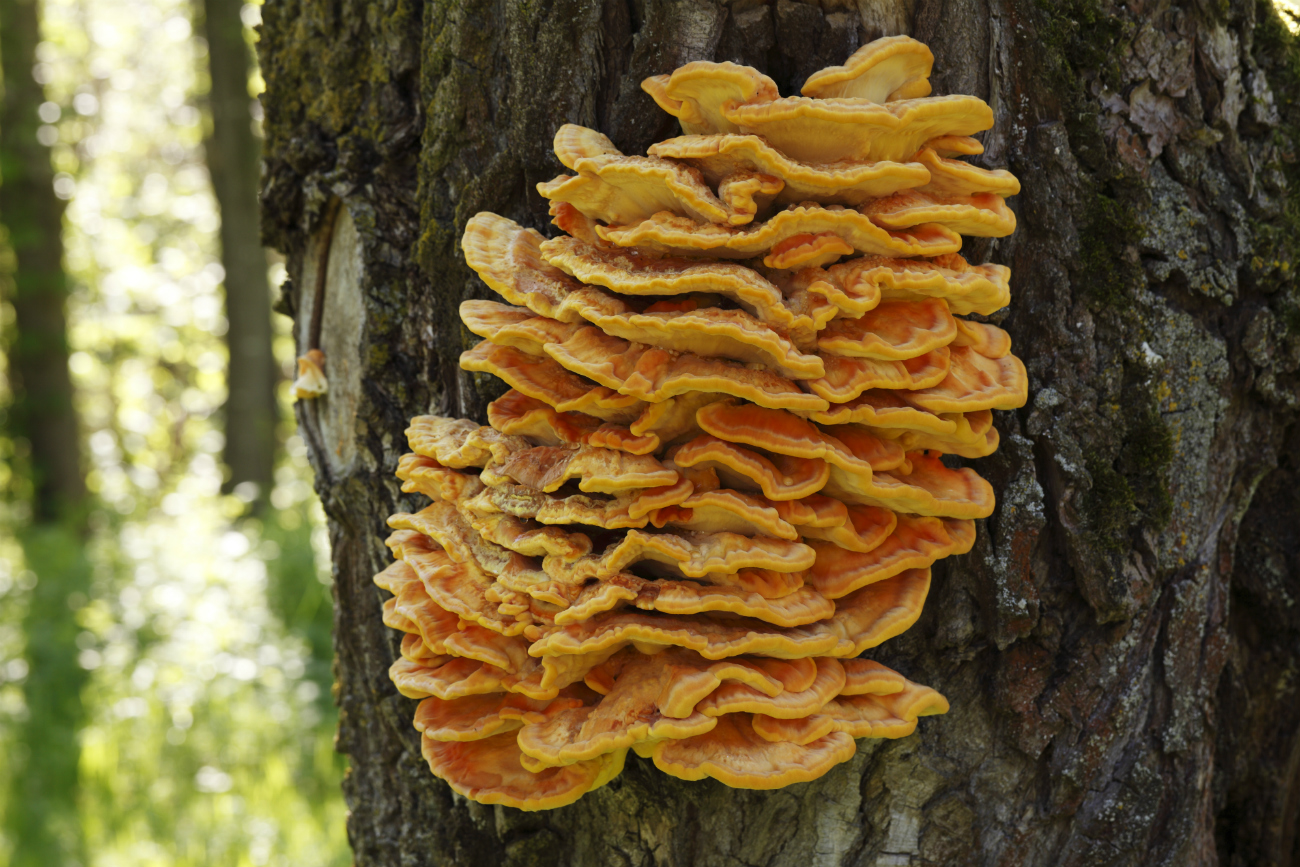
[375,36,1026,809]
[292,349,327,399]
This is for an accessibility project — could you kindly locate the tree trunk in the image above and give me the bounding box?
[258,1,1300,864]
[0,0,92,864]
[199,0,277,496]
[0,0,83,518]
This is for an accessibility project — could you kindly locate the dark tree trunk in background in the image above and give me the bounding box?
[0,0,82,517]
[258,1,1300,864]
[0,0,91,864]
[199,0,277,496]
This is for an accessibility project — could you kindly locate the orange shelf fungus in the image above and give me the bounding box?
[540,124,783,227]
[291,349,327,398]
[649,134,930,207]
[375,37,1027,808]
[800,36,934,103]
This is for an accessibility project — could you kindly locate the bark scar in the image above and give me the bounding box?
[309,196,343,351]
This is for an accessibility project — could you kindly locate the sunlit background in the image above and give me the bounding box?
[0,0,348,864]
[1278,0,1300,32]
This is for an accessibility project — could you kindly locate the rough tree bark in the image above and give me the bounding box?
[258,1,1300,864]
[198,0,278,495]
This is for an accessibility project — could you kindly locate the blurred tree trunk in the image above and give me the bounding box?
[0,0,81,516]
[259,1,1300,864]
[198,0,277,498]
[0,0,91,864]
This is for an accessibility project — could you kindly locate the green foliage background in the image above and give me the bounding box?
[0,0,349,863]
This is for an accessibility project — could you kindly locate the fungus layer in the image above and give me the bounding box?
[596,205,964,261]
[642,59,992,163]
[800,36,934,102]
[540,124,781,226]
[376,37,1026,807]
[648,134,930,207]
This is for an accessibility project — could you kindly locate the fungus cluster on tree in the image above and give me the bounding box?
[372,35,1027,810]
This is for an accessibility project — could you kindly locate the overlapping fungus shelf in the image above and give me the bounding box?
[375,35,1027,810]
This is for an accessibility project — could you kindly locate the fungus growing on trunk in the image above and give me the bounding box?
[799,35,934,102]
[291,348,327,398]
[373,37,1027,809]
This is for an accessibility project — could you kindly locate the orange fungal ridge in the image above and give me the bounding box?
[375,36,1025,808]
